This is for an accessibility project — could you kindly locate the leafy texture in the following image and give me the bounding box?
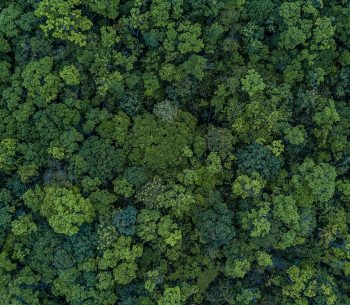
[0,1,349,304]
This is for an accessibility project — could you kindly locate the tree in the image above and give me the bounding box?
[236,143,282,180]
[0,138,17,173]
[21,56,61,106]
[156,184,196,218]
[177,22,204,55]
[158,287,182,305]
[11,215,37,236]
[225,259,251,279]
[0,4,22,38]
[1,0,350,304]
[136,209,161,243]
[207,125,234,158]
[240,200,271,238]
[232,174,265,199]
[34,0,92,46]
[127,112,196,174]
[112,206,137,236]
[97,236,143,285]
[193,193,235,248]
[291,158,337,205]
[23,186,94,235]
[83,0,120,19]
[272,195,299,229]
[59,65,80,85]
[69,136,125,183]
[241,69,266,97]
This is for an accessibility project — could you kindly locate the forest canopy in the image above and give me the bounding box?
[0,0,350,304]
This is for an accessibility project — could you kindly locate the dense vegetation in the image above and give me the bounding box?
[0,0,350,304]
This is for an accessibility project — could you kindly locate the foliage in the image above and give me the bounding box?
[241,69,266,97]
[193,192,235,248]
[23,186,94,235]
[59,65,80,86]
[112,206,137,236]
[34,0,92,46]
[236,143,282,180]
[1,0,349,304]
